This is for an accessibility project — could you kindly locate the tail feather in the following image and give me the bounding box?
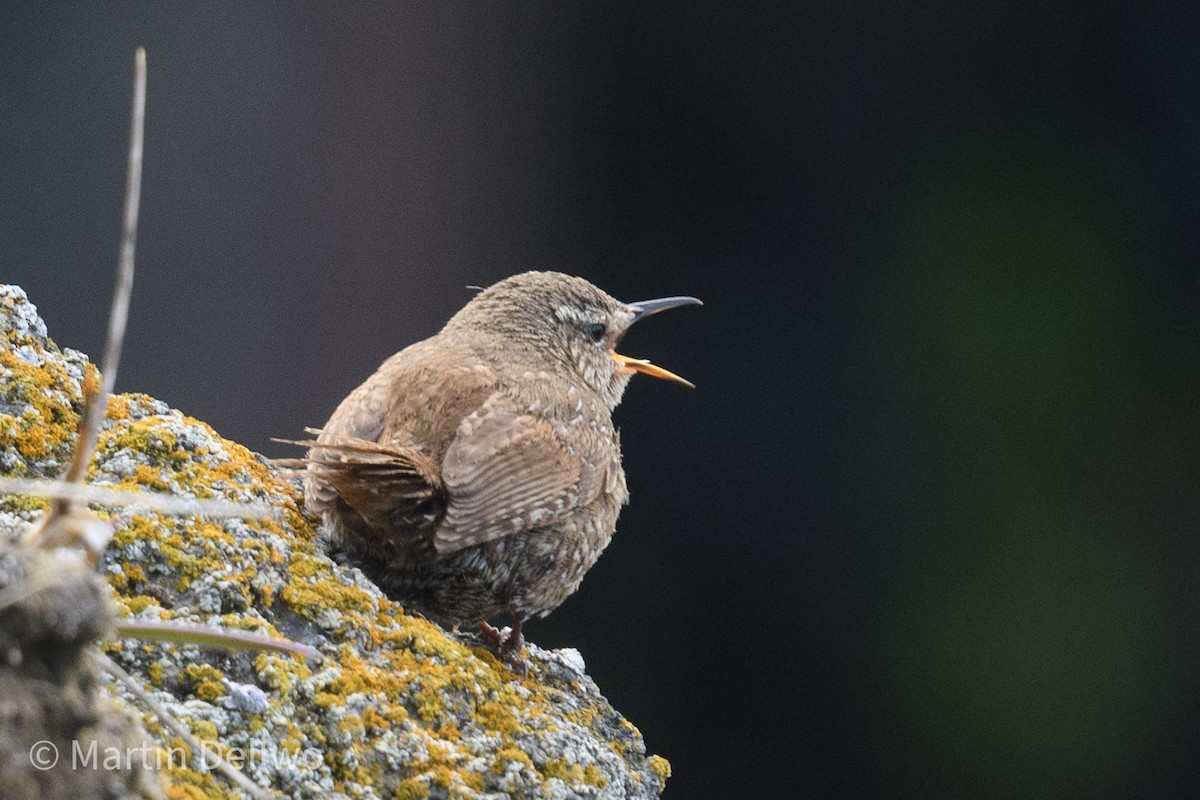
[272,429,446,538]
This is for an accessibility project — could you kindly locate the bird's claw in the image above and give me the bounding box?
[477,621,528,675]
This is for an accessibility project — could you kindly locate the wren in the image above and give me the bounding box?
[293,271,699,666]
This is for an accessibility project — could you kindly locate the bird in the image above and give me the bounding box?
[288,271,699,667]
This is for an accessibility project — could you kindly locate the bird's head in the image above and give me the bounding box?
[444,271,701,410]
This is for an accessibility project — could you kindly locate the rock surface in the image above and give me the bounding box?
[0,284,669,799]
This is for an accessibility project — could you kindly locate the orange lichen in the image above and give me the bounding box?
[0,347,82,468]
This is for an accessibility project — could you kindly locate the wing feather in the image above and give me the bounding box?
[435,401,585,554]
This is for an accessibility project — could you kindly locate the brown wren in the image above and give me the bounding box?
[293,271,699,665]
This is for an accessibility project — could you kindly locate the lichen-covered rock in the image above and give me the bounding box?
[0,284,670,800]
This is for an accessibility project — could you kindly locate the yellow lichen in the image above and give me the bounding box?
[162,767,240,800]
[540,758,581,782]
[492,746,535,774]
[255,652,311,696]
[648,754,672,791]
[124,595,156,614]
[104,419,179,460]
[183,663,226,703]
[0,492,48,515]
[361,705,391,732]
[476,700,520,736]
[584,763,608,787]
[537,758,607,788]
[165,784,223,800]
[189,718,219,742]
[394,777,432,800]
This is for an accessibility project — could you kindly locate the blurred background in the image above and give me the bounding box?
[2,3,1197,798]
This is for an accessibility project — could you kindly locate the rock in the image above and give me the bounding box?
[0,284,670,799]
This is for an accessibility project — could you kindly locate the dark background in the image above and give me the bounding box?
[3,3,1197,798]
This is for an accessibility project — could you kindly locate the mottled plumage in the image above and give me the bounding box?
[294,271,699,663]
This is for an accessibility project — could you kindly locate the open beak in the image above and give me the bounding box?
[612,353,696,388]
[613,295,702,388]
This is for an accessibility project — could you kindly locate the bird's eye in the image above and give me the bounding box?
[586,323,607,343]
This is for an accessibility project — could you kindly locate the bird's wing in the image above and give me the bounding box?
[434,396,608,554]
[296,341,494,537]
[298,429,448,534]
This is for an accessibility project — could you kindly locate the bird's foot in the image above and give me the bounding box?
[476,621,506,648]
[477,620,528,675]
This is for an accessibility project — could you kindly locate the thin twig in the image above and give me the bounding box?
[27,48,148,544]
[92,650,275,800]
[113,619,322,662]
[0,477,278,520]
[69,46,147,482]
